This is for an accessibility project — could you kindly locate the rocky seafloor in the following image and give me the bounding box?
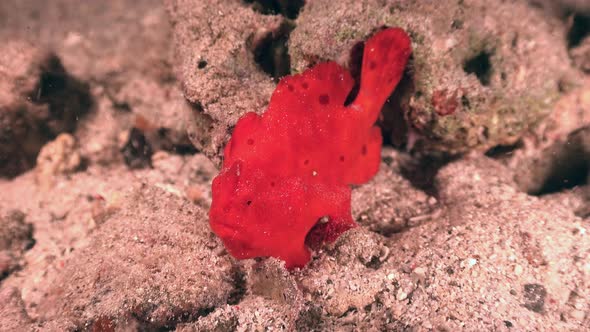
[1,0,589,331]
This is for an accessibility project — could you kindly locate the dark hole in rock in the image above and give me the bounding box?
[567,14,590,49]
[529,129,590,196]
[38,71,67,98]
[253,22,293,81]
[157,127,168,138]
[403,154,456,197]
[121,128,153,169]
[244,0,305,19]
[461,95,471,109]
[112,101,131,112]
[451,19,464,29]
[169,144,198,155]
[463,50,493,86]
[535,157,588,195]
[382,155,395,166]
[340,307,358,318]
[228,266,247,305]
[197,59,208,69]
[30,54,93,134]
[34,56,66,99]
[485,140,523,159]
[148,127,197,156]
[381,64,414,148]
[0,270,9,282]
[364,255,383,270]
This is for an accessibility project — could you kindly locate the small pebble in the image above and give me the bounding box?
[397,288,408,301]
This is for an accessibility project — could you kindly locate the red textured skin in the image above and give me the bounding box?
[210,28,412,269]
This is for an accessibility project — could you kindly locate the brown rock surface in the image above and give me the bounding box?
[167,0,577,163]
[36,184,235,330]
[0,286,34,331]
[351,149,439,236]
[294,157,589,331]
[166,0,287,165]
[290,0,572,154]
[0,151,218,326]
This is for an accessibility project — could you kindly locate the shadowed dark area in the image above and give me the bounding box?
[463,50,493,86]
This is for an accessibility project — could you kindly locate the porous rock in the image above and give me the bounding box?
[37,184,235,330]
[291,0,572,154]
[294,157,589,330]
[165,0,286,165]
